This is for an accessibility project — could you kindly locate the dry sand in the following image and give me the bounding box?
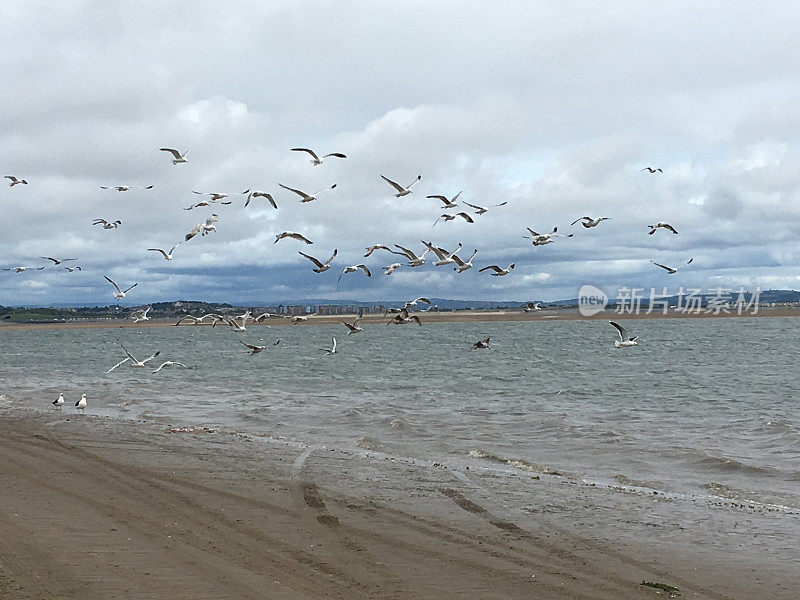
[1,408,796,599]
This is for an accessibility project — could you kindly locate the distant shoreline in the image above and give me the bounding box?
[1,306,798,332]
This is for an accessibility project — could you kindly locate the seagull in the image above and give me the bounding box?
[426,191,462,209]
[5,175,27,186]
[364,244,404,258]
[393,244,429,267]
[53,393,65,408]
[291,148,347,166]
[104,275,138,299]
[159,148,189,164]
[648,222,678,235]
[452,249,478,273]
[75,394,87,413]
[299,249,337,273]
[3,266,45,273]
[402,297,431,310]
[184,199,231,210]
[610,321,638,347]
[642,167,663,173]
[215,314,249,332]
[291,315,309,324]
[192,191,229,202]
[175,313,223,326]
[274,231,313,244]
[422,241,463,266]
[152,361,193,373]
[388,308,422,326]
[107,345,160,373]
[254,312,275,323]
[147,244,180,260]
[338,264,371,281]
[278,183,337,203]
[42,257,77,266]
[64,266,82,272]
[433,212,474,226]
[479,263,515,276]
[185,214,219,241]
[381,174,421,197]
[462,201,507,215]
[100,185,153,191]
[341,319,363,335]
[93,219,122,229]
[319,337,338,355]
[571,217,610,228]
[384,262,402,275]
[241,340,267,355]
[470,337,490,351]
[524,227,573,246]
[240,190,277,209]
[129,306,152,323]
[523,301,542,312]
[650,258,693,275]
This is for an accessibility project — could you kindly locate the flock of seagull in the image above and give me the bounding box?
[6,152,685,414]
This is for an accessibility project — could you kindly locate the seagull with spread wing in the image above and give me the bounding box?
[5,175,27,186]
[426,191,462,209]
[147,244,180,261]
[338,264,371,282]
[41,256,77,266]
[479,263,515,276]
[279,183,337,203]
[104,275,138,299]
[610,321,638,347]
[571,217,610,228]
[159,148,189,164]
[462,201,507,215]
[299,249,337,273]
[291,147,347,166]
[381,174,421,197]
[240,189,277,208]
[275,231,313,244]
[651,258,693,275]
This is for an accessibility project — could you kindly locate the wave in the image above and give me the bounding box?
[468,449,570,477]
[697,454,775,476]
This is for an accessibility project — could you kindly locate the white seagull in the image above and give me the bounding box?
[452,249,478,273]
[240,189,277,209]
[651,258,693,275]
[338,264,371,281]
[422,241,463,266]
[479,263,515,276]
[388,308,422,326]
[64,266,82,272]
[279,183,337,203]
[571,217,610,228]
[100,185,153,191]
[147,244,180,260]
[648,222,678,235]
[42,256,77,266]
[384,262,402,275]
[299,249,337,273]
[152,361,193,373]
[185,199,231,210]
[192,191,229,201]
[524,227,573,246]
[523,302,542,312]
[241,340,269,355]
[159,148,189,164]
[104,276,138,299]
[93,219,121,229]
[462,201,507,215]
[393,244,429,267]
[291,148,347,166]
[275,231,313,244]
[341,319,363,335]
[107,345,160,373]
[319,337,338,355]
[426,191,462,209]
[381,174,421,197]
[5,175,28,186]
[129,307,152,323]
[433,212,474,226]
[610,321,638,347]
[402,297,431,310]
[53,393,65,408]
[291,315,309,324]
[75,394,87,413]
[185,214,219,241]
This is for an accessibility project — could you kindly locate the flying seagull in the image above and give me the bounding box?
[381,174,421,197]
[299,249,337,273]
[393,244,429,267]
[338,264,371,282]
[147,244,180,260]
[452,249,478,273]
[470,337,490,351]
[185,214,219,241]
[479,263,515,276]
[341,319,363,335]
[240,190,277,208]
[41,257,77,266]
[422,241,463,266]
[384,262,402,275]
[241,340,267,356]
[642,167,663,173]
[402,296,431,310]
[159,148,189,164]
[523,302,542,312]
[64,266,82,272]
[185,199,231,210]
[100,185,153,191]
[319,337,338,355]
[104,275,138,299]
[571,217,610,228]
[5,175,27,186]
[388,308,422,326]
[275,231,313,244]
[192,191,229,201]
[364,244,402,258]
[462,201,507,215]
[610,321,638,347]
[106,345,160,373]
[152,361,193,373]
[291,148,347,166]
[433,212,474,226]
[129,307,152,323]
[3,266,45,273]
[650,258,693,275]
[93,219,122,229]
[648,222,678,235]
[524,227,573,246]
[426,191,462,209]
[279,183,337,203]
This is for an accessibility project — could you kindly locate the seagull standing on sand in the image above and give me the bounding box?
[291,148,347,165]
[299,249,337,273]
[240,190,277,209]
[279,183,337,203]
[610,321,638,347]
[571,217,610,228]
[104,276,138,299]
[651,258,693,274]
[319,337,338,355]
[5,175,28,186]
[53,393,65,408]
[338,264,371,282]
[381,174,421,197]
[648,222,678,235]
[75,394,87,413]
[159,148,189,164]
[479,263,515,276]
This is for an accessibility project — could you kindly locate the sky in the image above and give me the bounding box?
[2,1,800,306]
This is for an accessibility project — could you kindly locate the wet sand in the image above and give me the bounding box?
[1,305,798,332]
[1,408,796,599]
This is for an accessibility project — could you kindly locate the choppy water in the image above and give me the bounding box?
[2,316,800,510]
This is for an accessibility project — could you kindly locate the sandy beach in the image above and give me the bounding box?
[0,407,796,600]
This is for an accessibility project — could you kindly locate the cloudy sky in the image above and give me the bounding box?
[3,1,800,306]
